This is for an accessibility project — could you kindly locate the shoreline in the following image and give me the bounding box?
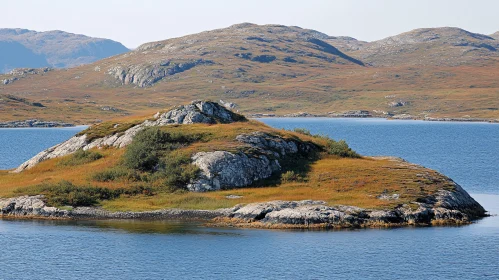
[1,189,489,230]
[0,125,88,130]
[0,116,497,129]
[251,115,499,124]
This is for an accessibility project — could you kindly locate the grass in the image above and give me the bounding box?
[101,156,453,211]
[77,119,145,142]
[57,149,103,166]
[1,24,499,124]
[0,119,455,212]
[14,180,153,207]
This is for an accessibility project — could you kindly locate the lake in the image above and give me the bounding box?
[0,119,498,279]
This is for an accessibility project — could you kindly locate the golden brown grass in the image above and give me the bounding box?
[1,26,499,124]
[100,156,452,212]
[0,119,452,212]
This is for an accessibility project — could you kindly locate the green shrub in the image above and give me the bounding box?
[14,180,154,207]
[91,166,140,182]
[156,151,199,190]
[57,149,103,166]
[325,139,360,158]
[123,127,203,171]
[293,128,312,136]
[281,170,299,183]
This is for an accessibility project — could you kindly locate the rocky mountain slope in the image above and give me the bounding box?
[0,41,49,72]
[0,28,129,73]
[0,101,486,228]
[0,24,498,122]
[346,27,499,66]
[106,23,364,88]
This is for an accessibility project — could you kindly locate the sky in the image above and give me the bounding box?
[2,0,499,48]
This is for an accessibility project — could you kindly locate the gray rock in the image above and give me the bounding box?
[0,195,69,218]
[187,151,279,192]
[223,180,486,227]
[0,119,73,128]
[0,195,225,220]
[0,178,486,228]
[236,132,302,157]
[14,101,242,172]
[108,59,212,87]
[219,99,237,110]
[187,131,316,192]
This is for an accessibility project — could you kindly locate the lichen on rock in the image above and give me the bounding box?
[13,101,244,173]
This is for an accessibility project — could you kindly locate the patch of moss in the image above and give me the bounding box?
[77,120,144,142]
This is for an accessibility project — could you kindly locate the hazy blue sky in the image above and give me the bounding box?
[2,0,498,48]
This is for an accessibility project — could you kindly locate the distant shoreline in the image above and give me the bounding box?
[0,116,497,130]
[251,115,499,124]
[0,119,76,128]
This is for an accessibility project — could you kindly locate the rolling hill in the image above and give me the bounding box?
[0,28,129,73]
[0,23,498,124]
[345,27,499,66]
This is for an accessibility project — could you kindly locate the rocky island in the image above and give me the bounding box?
[0,101,487,229]
[0,119,74,128]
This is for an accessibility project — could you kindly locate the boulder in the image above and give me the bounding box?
[153,101,238,125]
[0,195,68,218]
[187,151,280,192]
[14,101,243,172]
[187,132,316,192]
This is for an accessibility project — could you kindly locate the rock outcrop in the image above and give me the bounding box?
[1,180,486,228]
[0,195,225,220]
[221,181,486,228]
[13,101,244,172]
[108,59,213,87]
[187,132,316,192]
[0,195,69,218]
[187,151,280,192]
[0,119,73,128]
[153,101,239,125]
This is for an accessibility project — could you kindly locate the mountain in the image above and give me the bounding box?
[491,31,499,40]
[326,36,368,52]
[105,23,364,87]
[0,41,49,72]
[0,28,129,73]
[346,27,499,66]
[0,23,498,124]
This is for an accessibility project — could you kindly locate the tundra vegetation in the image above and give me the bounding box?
[1,117,455,212]
[1,24,498,124]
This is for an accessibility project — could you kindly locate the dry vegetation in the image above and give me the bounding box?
[0,119,453,212]
[0,24,498,123]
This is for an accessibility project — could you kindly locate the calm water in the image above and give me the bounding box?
[0,119,498,279]
[261,118,499,195]
[0,126,87,170]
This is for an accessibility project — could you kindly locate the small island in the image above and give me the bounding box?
[0,101,487,229]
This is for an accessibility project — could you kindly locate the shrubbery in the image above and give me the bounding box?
[160,151,200,188]
[57,149,103,166]
[122,127,202,171]
[293,128,312,136]
[14,180,153,207]
[324,139,360,158]
[91,166,141,182]
[90,127,201,191]
[281,170,299,183]
[289,128,360,158]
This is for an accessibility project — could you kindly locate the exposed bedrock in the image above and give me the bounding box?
[1,182,486,228]
[187,132,317,192]
[13,101,242,172]
[223,182,486,227]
